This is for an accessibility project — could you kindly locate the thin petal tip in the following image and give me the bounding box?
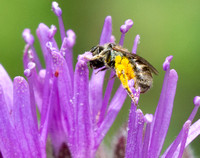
[136,109,144,122]
[144,114,153,123]
[14,77,28,93]
[120,19,133,33]
[66,29,76,48]
[22,28,34,45]
[193,96,200,107]
[105,16,112,22]
[163,55,173,71]
[52,1,62,16]
[169,69,178,79]
[78,51,93,62]
[48,25,57,38]
[24,69,31,77]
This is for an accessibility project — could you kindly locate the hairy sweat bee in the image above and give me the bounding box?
[88,43,158,103]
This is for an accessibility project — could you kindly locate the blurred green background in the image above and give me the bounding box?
[1,0,200,156]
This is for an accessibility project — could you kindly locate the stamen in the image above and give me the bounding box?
[48,25,57,39]
[36,23,59,66]
[22,29,34,45]
[23,44,30,69]
[119,19,133,46]
[193,96,200,106]
[23,62,38,126]
[66,29,76,48]
[23,29,42,70]
[132,35,140,54]
[52,1,66,42]
[27,62,36,70]
[60,30,76,82]
[39,69,46,81]
[163,55,173,71]
[188,96,200,122]
[46,42,58,53]
[24,69,31,78]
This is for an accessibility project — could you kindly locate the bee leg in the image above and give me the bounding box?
[99,49,111,56]
[126,88,138,106]
[95,67,109,74]
[110,74,116,79]
[86,50,110,62]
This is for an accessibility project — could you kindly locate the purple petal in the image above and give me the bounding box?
[99,16,112,45]
[95,85,127,149]
[89,16,112,121]
[149,56,173,140]
[125,101,137,158]
[141,114,153,158]
[73,58,94,157]
[132,35,140,54]
[36,23,58,64]
[60,29,76,83]
[39,47,53,137]
[0,85,21,157]
[163,96,200,157]
[97,71,115,126]
[50,51,74,146]
[52,1,66,41]
[89,70,106,123]
[45,76,66,157]
[13,77,42,157]
[149,69,178,158]
[0,64,13,112]
[135,109,144,158]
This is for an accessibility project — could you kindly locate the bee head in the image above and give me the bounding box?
[90,45,104,56]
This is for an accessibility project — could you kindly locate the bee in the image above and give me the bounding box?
[88,43,158,103]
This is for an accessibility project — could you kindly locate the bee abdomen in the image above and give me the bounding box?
[135,70,153,93]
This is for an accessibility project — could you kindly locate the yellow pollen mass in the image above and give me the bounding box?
[115,55,122,64]
[114,55,136,94]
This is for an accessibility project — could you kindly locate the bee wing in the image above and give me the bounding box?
[130,53,159,75]
[112,45,158,75]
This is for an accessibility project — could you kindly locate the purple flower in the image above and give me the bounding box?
[0,1,200,158]
[0,1,129,158]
